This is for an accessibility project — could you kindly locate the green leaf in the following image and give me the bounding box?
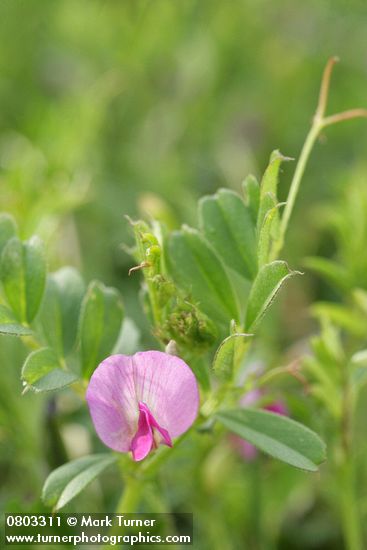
[42,454,117,511]
[0,213,17,256]
[1,236,46,323]
[0,304,33,336]
[167,226,239,325]
[242,174,260,225]
[213,333,253,381]
[22,347,78,392]
[257,202,284,267]
[80,281,124,379]
[257,150,291,230]
[199,189,257,279]
[40,267,85,358]
[245,261,297,331]
[113,317,141,355]
[216,408,326,471]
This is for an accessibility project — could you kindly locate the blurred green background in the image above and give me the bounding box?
[1,0,367,548]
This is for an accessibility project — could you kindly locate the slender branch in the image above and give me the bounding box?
[257,359,310,393]
[273,58,367,258]
[323,109,367,127]
[274,122,321,258]
[314,56,339,122]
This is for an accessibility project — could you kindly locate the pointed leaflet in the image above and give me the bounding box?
[0,213,17,257]
[216,408,326,471]
[39,267,85,358]
[1,236,46,323]
[167,226,239,325]
[0,304,33,336]
[80,281,124,379]
[245,261,298,331]
[199,189,257,279]
[42,454,117,511]
[242,175,260,225]
[257,150,292,232]
[213,333,253,381]
[257,202,285,267]
[22,347,78,393]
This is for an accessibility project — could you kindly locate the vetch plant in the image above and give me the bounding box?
[1,59,366,531]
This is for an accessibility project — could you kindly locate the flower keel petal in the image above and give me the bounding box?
[131,402,172,461]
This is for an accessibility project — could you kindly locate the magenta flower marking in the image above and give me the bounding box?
[86,351,200,461]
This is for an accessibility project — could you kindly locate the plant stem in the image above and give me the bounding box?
[339,459,363,550]
[116,476,142,513]
[248,460,264,549]
[273,57,367,259]
[101,477,143,550]
[275,121,322,257]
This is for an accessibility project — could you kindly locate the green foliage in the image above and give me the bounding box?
[258,203,284,267]
[0,304,33,336]
[80,280,124,379]
[22,347,78,393]
[0,86,329,545]
[132,151,299,362]
[305,178,367,420]
[0,222,125,391]
[303,323,344,419]
[307,179,367,294]
[199,188,257,279]
[156,298,218,352]
[42,454,117,511]
[1,236,46,324]
[167,226,239,326]
[212,332,253,381]
[311,302,367,338]
[350,349,367,390]
[216,408,326,471]
[1,3,367,547]
[242,175,260,225]
[128,220,218,354]
[257,151,291,234]
[40,267,85,357]
[245,261,297,331]
[0,213,17,257]
[39,267,86,358]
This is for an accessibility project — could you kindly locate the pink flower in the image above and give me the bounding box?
[86,351,200,461]
[230,390,288,461]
